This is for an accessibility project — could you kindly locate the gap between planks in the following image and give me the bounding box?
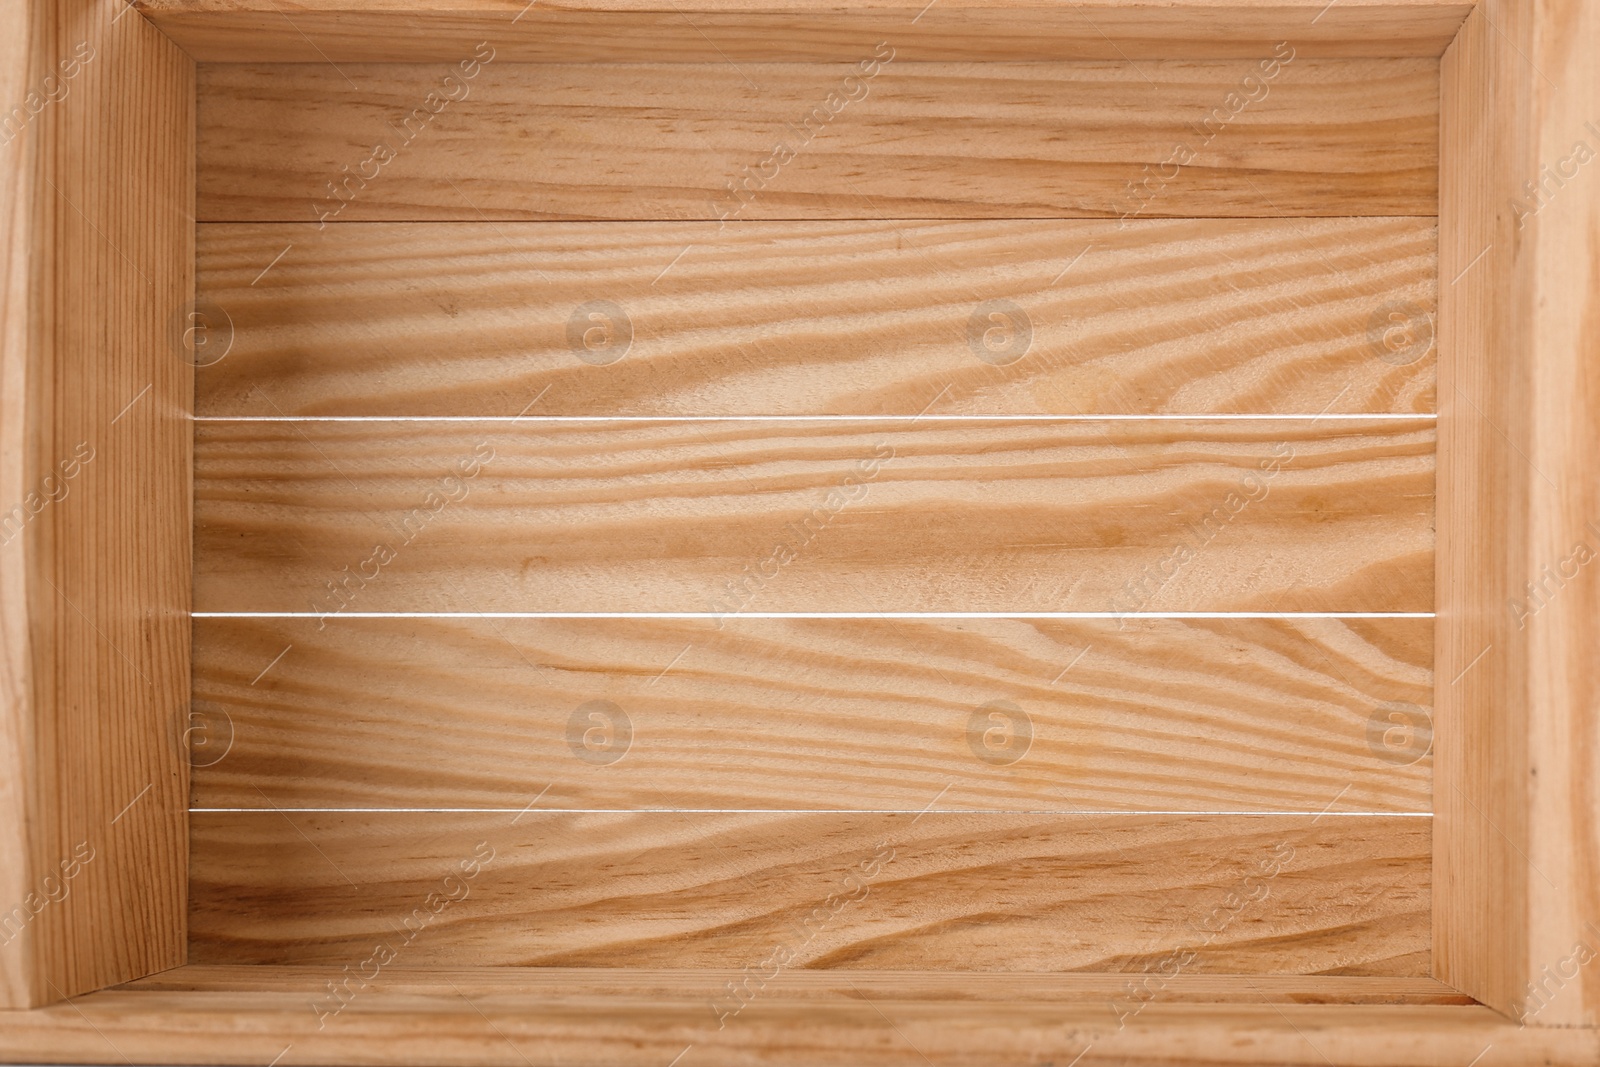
[192,415,1439,422]
[198,217,1447,222]
[191,809,1435,815]
[192,612,1436,618]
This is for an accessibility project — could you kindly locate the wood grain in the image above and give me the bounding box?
[193,418,1435,614]
[188,812,1429,974]
[195,59,1439,222]
[0,0,191,1008]
[192,615,1432,813]
[132,963,1474,1004]
[138,0,1475,63]
[195,218,1438,417]
[0,0,33,1011]
[1436,0,1600,1028]
[6,989,1594,1067]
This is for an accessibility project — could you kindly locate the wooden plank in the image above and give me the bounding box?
[192,615,1433,813]
[0,0,192,1009]
[194,218,1439,418]
[0,0,34,1013]
[195,59,1439,222]
[139,0,1475,63]
[130,964,1476,1004]
[1435,0,1600,1029]
[4,993,1593,1067]
[188,812,1430,974]
[193,418,1435,614]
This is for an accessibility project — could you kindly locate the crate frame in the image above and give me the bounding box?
[3,0,1598,1061]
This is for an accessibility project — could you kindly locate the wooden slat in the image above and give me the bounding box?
[188,812,1430,974]
[0,0,192,1008]
[195,59,1439,222]
[192,616,1432,813]
[193,418,1435,613]
[0,0,33,1011]
[131,964,1475,1004]
[195,218,1438,417]
[139,0,1476,63]
[6,992,1593,1067]
[1436,0,1600,1028]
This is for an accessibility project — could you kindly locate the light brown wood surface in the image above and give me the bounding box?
[188,812,1429,973]
[6,985,1593,1067]
[195,59,1439,222]
[0,0,33,1011]
[138,0,1475,63]
[193,418,1435,613]
[195,218,1438,417]
[192,616,1433,813]
[1435,0,1600,1029]
[132,963,1474,1003]
[0,0,192,1008]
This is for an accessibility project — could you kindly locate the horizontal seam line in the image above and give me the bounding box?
[191,612,1438,619]
[191,414,1439,422]
[188,808,1435,816]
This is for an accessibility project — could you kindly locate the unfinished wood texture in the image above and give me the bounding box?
[1436,0,1600,1028]
[6,994,1593,1067]
[131,964,1475,1004]
[194,59,1440,223]
[195,218,1439,418]
[191,615,1433,813]
[193,418,1435,614]
[0,0,192,1009]
[188,812,1429,974]
[0,0,33,1013]
[137,0,1475,63]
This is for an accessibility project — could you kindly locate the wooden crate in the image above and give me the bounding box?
[1,0,1597,1062]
